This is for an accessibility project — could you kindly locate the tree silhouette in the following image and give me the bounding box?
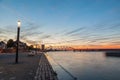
[7,39,14,48]
[28,45,34,50]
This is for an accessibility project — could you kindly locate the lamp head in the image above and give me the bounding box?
[17,20,21,27]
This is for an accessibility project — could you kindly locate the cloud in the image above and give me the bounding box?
[23,40,36,45]
[44,38,84,44]
[40,35,51,39]
[21,22,42,33]
[108,23,120,30]
[64,27,85,35]
[0,22,43,44]
[110,41,120,45]
[0,30,3,34]
[21,32,43,39]
[0,25,17,40]
[22,37,43,45]
[0,27,15,34]
[0,26,16,41]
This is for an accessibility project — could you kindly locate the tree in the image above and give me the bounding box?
[7,39,14,48]
[28,45,34,50]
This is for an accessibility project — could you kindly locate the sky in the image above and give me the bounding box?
[0,0,120,48]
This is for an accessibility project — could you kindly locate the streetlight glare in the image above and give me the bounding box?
[17,20,21,27]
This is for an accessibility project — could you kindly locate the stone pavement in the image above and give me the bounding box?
[34,53,58,80]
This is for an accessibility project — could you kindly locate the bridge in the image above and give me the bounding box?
[45,46,75,51]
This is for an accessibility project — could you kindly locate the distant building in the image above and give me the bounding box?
[14,41,27,49]
[0,41,6,53]
[0,41,6,49]
[41,44,45,51]
[19,41,27,49]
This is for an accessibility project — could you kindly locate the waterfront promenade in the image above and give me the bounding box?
[0,52,58,80]
[0,53,40,80]
[35,53,58,80]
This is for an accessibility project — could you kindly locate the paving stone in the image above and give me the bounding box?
[34,53,58,80]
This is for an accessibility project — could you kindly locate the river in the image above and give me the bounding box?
[46,51,120,80]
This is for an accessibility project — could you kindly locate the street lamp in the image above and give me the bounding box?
[15,20,21,63]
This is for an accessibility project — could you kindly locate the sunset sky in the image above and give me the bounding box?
[0,0,120,48]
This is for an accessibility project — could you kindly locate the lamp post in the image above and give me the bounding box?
[15,20,21,64]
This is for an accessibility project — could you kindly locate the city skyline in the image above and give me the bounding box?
[0,0,120,49]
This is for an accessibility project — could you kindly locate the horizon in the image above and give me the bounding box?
[0,0,120,49]
[1,39,120,49]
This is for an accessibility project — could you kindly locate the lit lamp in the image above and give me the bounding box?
[15,20,21,63]
[18,20,21,27]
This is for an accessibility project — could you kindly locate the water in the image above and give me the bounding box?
[46,51,120,80]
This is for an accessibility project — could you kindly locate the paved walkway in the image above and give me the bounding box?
[34,53,58,80]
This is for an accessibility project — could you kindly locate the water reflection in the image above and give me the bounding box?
[46,51,120,80]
